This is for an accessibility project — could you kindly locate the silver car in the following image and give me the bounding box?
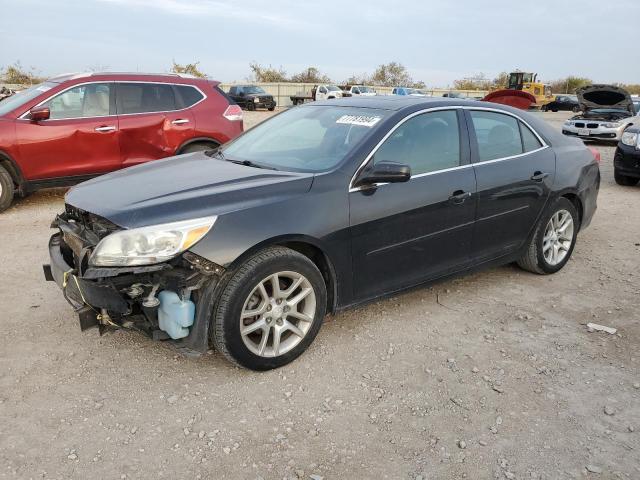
[562,85,636,142]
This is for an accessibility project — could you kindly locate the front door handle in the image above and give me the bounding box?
[449,190,472,205]
[95,125,116,132]
[171,119,190,125]
[531,171,550,182]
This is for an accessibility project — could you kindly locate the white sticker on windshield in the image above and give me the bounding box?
[336,114,381,127]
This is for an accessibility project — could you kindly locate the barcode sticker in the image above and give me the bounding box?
[336,115,381,127]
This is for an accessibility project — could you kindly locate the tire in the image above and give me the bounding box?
[572,106,580,113]
[552,109,558,113]
[0,165,15,213]
[541,106,548,112]
[614,169,640,186]
[268,106,275,111]
[211,246,327,370]
[517,197,579,275]
[247,102,256,111]
[180,142,218,154]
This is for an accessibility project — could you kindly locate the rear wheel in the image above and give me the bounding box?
[572,105,580,113]
[180,142,218,154]
[517,197,578,274]
[614,170,639,186]
[0,165,15,213]
[247,102,256,111]
[211,247,327,370]
[268,106,275,111]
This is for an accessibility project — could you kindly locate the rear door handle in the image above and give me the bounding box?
[531,171,550,182]
[95,125,116,132]
[171,119,190,125]
[449,190,472,204]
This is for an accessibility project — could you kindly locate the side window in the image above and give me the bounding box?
[117,83,176,114]
[374,110,461,175]
[44,83,112,119]
[229,87,236,95]
[520,122,543,152]
[175,85,204,108]
[470,110,523,161]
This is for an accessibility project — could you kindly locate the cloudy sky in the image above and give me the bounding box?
[2,0,638,86]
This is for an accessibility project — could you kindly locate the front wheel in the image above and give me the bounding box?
[0,165,15,213]
[614,170,639,186]
[268,106,275,111]
[517,197,578,274]
[211,247,327,370]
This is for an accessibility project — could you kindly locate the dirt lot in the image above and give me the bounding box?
[1,111,639,480]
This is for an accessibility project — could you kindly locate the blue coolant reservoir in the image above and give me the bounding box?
[157,290,196,339]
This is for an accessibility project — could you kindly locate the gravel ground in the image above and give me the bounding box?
[1,110,639,480]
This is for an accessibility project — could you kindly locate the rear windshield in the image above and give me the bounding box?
[221,106,390,173]
[0,81,58,116]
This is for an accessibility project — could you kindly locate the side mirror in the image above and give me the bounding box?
[30,106,50,122]
[354,161,411,188]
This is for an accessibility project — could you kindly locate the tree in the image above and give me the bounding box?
[549,76,592,94]
[248,62,288,83]
[370,62,412,87]
[1,61,42,85]
[453,73,493,91]
[622,84,640,95]
[289,67,331,84]
[492,72,509,89]
[171,60,206,78]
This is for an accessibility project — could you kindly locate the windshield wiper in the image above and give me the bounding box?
[206,149,278,170]
[225,158,279,170]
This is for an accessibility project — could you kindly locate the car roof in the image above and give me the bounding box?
[46,72,216,85]
[313,95,480,111]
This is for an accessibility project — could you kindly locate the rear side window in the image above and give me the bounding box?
[175,85,204,108]
[470,110,523,161]
[44,83,113,119]
[520,122,543,152]
[117,83,176,114]
[374,110,461,175]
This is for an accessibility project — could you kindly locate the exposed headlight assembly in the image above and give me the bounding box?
[564,120,573,126]
[621,131,639,149]
[602,122,622,128]
[254,97,260,103]
[90,216,217,267]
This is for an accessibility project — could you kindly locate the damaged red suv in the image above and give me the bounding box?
[0,72,244,212]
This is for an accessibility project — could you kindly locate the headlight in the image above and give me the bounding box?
[564,120,573,126]
[602,122,622,128]
[90,216,217,267]
[621,131,639,148]
[254,97,260,103]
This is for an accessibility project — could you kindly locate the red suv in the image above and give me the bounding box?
[0,72,244,212]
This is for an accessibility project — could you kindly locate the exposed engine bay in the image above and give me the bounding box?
[43,204,223,354]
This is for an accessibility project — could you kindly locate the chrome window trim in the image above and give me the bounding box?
[348,105,549,193]
[18,80,207,121]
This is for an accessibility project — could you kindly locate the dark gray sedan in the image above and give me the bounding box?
[45,97,600,370]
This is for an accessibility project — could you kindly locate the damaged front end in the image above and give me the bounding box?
[43,205,224,355]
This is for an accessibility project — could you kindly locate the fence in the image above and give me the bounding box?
[1,82,489,108]
[218,82,489,107]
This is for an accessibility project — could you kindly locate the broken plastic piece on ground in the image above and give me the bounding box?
[586,322,617,335]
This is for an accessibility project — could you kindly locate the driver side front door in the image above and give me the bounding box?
[349,109,477,300]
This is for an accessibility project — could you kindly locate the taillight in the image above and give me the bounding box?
[587,146,601,163]
[223,105,243,121]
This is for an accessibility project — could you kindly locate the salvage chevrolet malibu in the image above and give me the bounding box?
[44,97,600,370]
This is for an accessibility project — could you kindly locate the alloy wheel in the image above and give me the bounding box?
[542,209,574,266]
[240,271,316,357]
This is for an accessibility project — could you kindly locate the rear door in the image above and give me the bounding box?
[466,109,555,262]
[350,109,477,299]
[15,82,120,179]
[116,82,195,167]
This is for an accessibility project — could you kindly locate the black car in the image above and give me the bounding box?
[228,85,276,111]
[44,97,600,370]
[543,95,580,112]
[614,126,640,186]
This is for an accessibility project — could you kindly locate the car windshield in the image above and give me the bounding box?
[0,81,57,116]
[589,108,630,114]
[221,106,389,173]
[359,86,373,93]
[326,85,340,91]
[406,88,419,94]
[634,101,640,114]
[244,86,266,94]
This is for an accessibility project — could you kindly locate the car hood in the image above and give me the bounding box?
[65,153,314,228]
[577,84,634,114]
